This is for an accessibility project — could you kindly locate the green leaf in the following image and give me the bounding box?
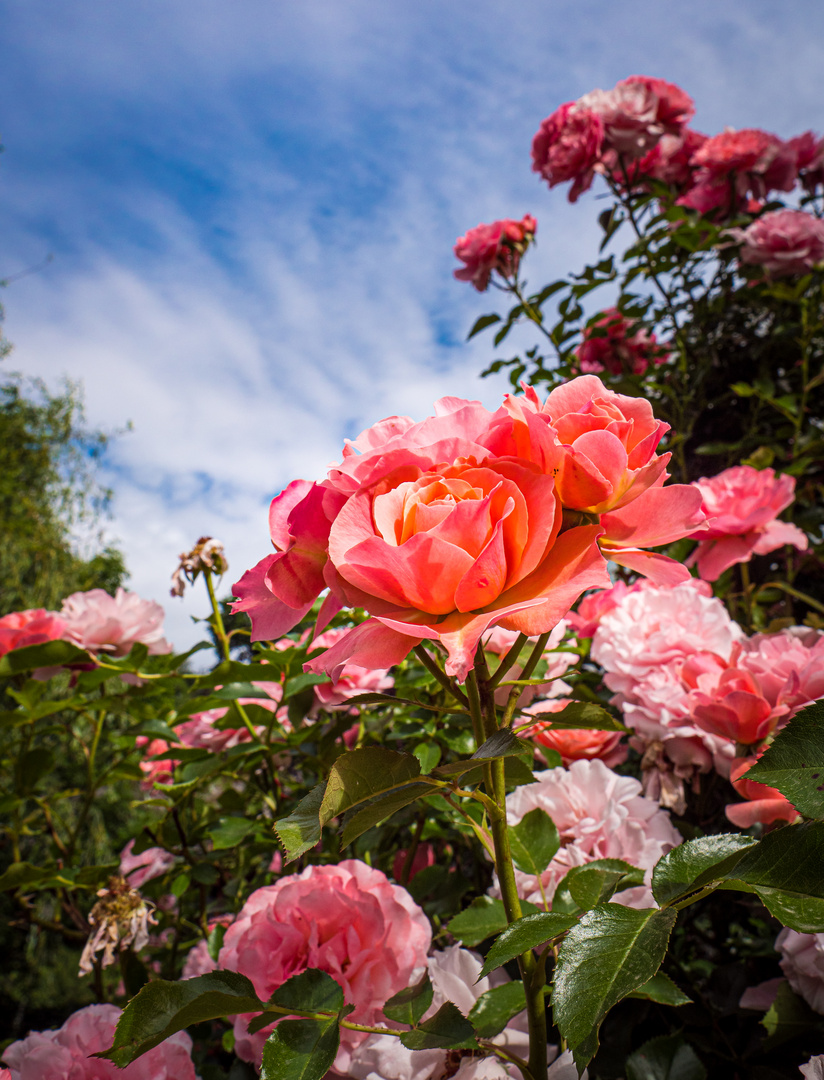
[626,1033,706,1080]
[527,701,625,731]
[628,972,691,1006]
[723,820,824,932]
[341,782,434,848]
[651,834,757,907]
[468,981,527,1038]
[743,701,824,819]
[274,784,325,862]
[448,897,509,948]
[97,972,265,1066]
[467,313,502,340]
[0,861,77,892]
[284,672,330,697]
[260,1017,340,1080]
[207,817,261,849]
[554,860,645,913]
[433,728,531,779]
[17,747,55,793]
[553,904,678,1071]
[384,973,433,1026]
[480,911,577,978]
[320,747,422,821]
[0,639,90,676]
[207,923,226,964]
[508,808,560,877]
[398,1002,476,1051]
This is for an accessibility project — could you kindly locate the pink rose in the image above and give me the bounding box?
[777,929,824,1014]
[453,215,537,291]
[578,76,693,160]
[689,465,808,581]
[725,755,800,828]
[236,388,610,682]
[738,628,824,714]
[135,737,179,788]
[566,581,640,639]
[60,587,171,656]
[0,609,67,657]
[119,839,176,889]
[2,1003,196,1080]
[624,128,708,189]
[175,680,282,751]
[500,759,681,909]
[218,859,431,1072]
[679,128,797,216]
[310,626,394,708]
[801,1057,824,1080]
[574,308,670,377]
[531,102,605,201]
[790,131,824,194]
[683,647,788,746]
[729,209,824,277]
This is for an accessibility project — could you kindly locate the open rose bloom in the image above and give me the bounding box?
[729,209,824,277]
[233,376,705,683]
[0,608,67,657]
[60,587,172,656]
[453,215,537,291]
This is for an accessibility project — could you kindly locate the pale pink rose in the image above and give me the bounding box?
[728,209,824,277]
[60,587,172,656]
[592,580,740,797]
[219,859,431,1073]
[777,929,824,1014]
[531,102,605,202]
[566,581,643,639]
[453,215,537,291]
[578,76,693,160]
[689,466,809,581]
[679,128,797,216]
[0,609,67,657]
[119,839,175,889]
[523,707,627,769]
[790,131,824,194]
[683,646,788,746]
[348,945,536,1080]
[174,680,281,751]
[499,760,681,908]
[725,755,799,828]
[2,1003,196,1080]
[738,628,824,714]
[236,387,610,683]
[801,1056,824,1080]
[310,627,394,709]
[574,309,670,377]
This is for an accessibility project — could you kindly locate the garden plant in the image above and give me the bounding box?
[2,73,824,1080]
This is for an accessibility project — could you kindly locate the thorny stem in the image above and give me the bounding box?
[413,644,470,709]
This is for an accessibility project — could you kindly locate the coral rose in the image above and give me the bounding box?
[683,647,788,746]
[2,1003,196,1080]
[523,707,627,769]
[777,929,824,1014]
[725,755,799,828]
[61,587,172,656]
[729,209,824,277]
[689,465,808,581]
[0,608,67,657]
[531,102,604,202]
[680,128,797,215]
[218,859,431,1072]
[235,387,610,682]
[453,215,537,291]
[790,131,824,194]
[738,628,824,715]
[500,760,681,909]
[574,308,670,377]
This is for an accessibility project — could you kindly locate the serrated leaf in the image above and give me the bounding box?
[651,834,757,907]
[527,701,625,731]
[626,1033,706,1080]
[743,701,824,819]
[448,897,509,948]
[97,972,265,1066]
[384,973,433,1026]
[554,860,645,913]
[398,1002,476,1050]
[0,639,90,676]
[553,904,677,1071]
[433,729,531,779]
[274,784,325,862]
[508,808,560,877]
[341,782,434,848]
[723,820,824,932]
[468,981,527,1038]
[479,912,577,978]
[628,972,691,1006]
[467,313,502,340]
[320,747,422,821]
[260,1017,340,1080]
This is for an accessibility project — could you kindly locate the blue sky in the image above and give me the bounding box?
[2,0,823,649]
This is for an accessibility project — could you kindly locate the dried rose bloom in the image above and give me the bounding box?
[78,876,157,975]
[171,536,228,597]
